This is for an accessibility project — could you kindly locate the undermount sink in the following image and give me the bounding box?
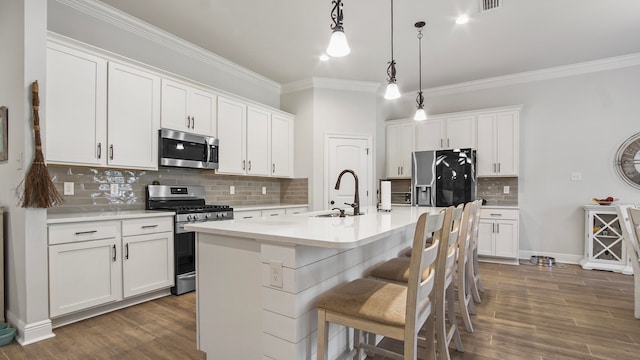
[315,212,353,218]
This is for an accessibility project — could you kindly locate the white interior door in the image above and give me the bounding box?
[326,136,372,211]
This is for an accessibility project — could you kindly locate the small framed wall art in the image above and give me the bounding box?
[0,106,7,161]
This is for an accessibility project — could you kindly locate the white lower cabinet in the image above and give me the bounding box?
[121,218,174,298]
[48,216,173,318]
[49,237,122,318]
[235,206,308,219]
[477,208,519,263]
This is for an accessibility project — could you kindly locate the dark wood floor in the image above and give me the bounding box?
[0,262,638,359]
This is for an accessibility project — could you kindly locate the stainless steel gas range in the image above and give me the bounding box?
[146,184,233,295]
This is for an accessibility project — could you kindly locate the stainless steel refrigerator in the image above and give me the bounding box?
[411,148,477,207]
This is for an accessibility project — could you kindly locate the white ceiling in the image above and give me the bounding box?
[98,0,640,93]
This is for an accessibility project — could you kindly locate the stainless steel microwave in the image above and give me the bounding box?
[159,128,219,170]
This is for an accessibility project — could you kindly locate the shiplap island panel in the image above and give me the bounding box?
[186,206,442,360]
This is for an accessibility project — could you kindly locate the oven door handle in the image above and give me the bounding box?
[180,273,196,280]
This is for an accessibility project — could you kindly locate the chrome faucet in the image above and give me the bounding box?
[334,169,360,216]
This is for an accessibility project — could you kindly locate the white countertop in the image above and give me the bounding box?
[47,210,175,224]
[233,204,309,212]
[186,205,444,249]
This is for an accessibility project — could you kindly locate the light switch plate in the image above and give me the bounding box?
[63,182,74,196]
[110,183,119,196]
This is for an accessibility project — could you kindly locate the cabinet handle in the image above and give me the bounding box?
[440,139,443,148]
[270,213,279,216]
[272,163,276,173]
[447,138,450,147]
[97,143,102,159]
[109,144,114,160]
[242,160,246,170]
[141,225,158,229]
[496,223,500,233]
[74,230,97,235]
[125,243,129,260]
[191,116,195,129]
[112,244,116,262]
[498,162,501,173]
[186,116,191,128]
[490,213,503,216]
[248,160,252,171]
[492,223,496,233]
[397,166,400,175]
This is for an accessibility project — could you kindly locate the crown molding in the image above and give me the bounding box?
[282,77,380,94]
[424,52,640,97]
[55,0,280,94]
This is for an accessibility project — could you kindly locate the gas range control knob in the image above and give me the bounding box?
[204,213,211,220]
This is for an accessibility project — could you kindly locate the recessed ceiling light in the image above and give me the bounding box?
[455,15,469,25]
[319,53,330,61]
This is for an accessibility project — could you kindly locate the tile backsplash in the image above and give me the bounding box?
[47,165,308,213]
[477,177,518,206]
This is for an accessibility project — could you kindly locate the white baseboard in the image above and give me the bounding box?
[5,311,55,346]
[519,250,583,264]
[51,288,171,328]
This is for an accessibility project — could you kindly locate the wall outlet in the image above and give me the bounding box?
[503,186,510,194]
[262,186,267,195]
[269,261,283,288]
[63,182,74,196]
[571,171,582,181]
[110,183,119,196]
[230,185,235,195]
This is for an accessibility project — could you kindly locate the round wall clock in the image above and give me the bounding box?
[615,132,640,190]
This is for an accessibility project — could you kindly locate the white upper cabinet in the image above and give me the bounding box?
[46,42,107,166]
[246,106,271,176]
[45,37,293,175]
[415,115,475,150]
[415,119,443,151]
[217,96,247,175]
[271,114,294,177]
[218,97,295,178]
[161,78,216,136]
[46,42,160,170]
[477,109,519,176]
[386,121,414,178]
[107,62,160,170]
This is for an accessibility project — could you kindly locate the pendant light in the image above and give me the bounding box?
[327,0,351,57]
[413,21,427,121]
[383,0,401,100]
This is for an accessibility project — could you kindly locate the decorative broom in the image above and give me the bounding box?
[20,80,64,208]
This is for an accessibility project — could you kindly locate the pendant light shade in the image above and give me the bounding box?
[327,0,350,57]
[414,21,427,121]
[384,82,401,100]
[384,0,400,100]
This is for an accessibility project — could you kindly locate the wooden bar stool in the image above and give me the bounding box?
[468,199,484,303]
[454,201,477,333]
[316,211,445,360]
[623,206,640,319]
[369,206,464,360]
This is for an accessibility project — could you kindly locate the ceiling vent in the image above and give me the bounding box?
[480,0,501,12]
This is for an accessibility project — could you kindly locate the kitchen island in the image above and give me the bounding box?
[186,206,439,360]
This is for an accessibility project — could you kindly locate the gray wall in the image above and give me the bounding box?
[384,64,640,261]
